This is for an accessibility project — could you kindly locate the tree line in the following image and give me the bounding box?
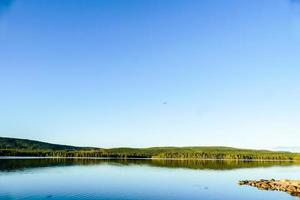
[1,149,300,161]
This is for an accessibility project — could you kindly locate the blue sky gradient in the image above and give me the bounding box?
[0,0,300,148]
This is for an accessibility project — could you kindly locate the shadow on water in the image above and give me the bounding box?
[0,158,299,173]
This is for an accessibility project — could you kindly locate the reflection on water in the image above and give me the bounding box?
[0,158,299,172]
[1,158,300,200]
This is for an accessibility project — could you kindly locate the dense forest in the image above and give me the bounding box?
[1,137,300,161]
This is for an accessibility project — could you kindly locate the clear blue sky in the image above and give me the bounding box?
[0,0,300,148]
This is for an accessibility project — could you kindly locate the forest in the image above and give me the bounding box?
[1,137,300,160]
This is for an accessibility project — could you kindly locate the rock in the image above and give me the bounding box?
[239,179,300,197]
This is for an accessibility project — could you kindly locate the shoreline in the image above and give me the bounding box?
[0,156,298,162]
[239,179,300,197]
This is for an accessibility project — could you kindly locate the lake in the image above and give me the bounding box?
[0,158,300,200]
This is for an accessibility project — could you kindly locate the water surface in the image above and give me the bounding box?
[0,158,300,200]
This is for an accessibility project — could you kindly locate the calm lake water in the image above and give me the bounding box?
[0,159,300,200]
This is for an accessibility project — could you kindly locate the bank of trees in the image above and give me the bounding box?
[1,148,299,161]
[1,137,299,160]
[153,152,299,160]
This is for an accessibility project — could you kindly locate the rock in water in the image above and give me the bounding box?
[239,179,300,197]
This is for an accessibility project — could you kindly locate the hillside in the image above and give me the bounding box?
[0,137,83,151]
[1,137,300,160]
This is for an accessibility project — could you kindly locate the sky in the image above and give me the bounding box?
[0,0,300,149]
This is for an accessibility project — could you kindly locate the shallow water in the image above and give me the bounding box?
[0,159,300,200]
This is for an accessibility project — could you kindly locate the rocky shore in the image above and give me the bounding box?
[239,179,300,197]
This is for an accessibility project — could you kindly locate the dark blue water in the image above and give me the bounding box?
[0,159,299,200]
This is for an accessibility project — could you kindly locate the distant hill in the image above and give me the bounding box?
[1,137,300,161]
[0,137,83,151]
[272,147,300,153]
